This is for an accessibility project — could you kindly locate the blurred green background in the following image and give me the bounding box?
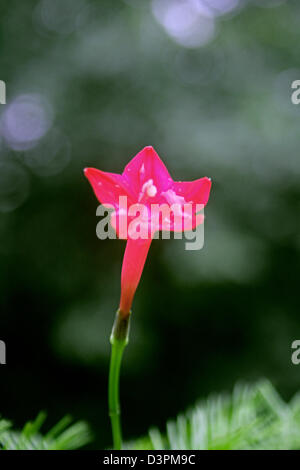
[0,0,299,449]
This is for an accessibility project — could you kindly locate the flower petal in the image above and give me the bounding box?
[84,167,134,208]
[172,177,212,206]
[122,146,173,195]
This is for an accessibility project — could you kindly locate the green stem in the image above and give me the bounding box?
[108,310,130,450]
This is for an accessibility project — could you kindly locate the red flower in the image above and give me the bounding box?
[84,146,211,317]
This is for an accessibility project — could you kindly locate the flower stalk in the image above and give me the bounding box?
[108,309,130,450]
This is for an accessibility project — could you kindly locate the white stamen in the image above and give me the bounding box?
[139,178,157,200]
[147,184,157,197]
[161,189,185,205]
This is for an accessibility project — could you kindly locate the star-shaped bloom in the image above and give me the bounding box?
[84,146,211,317]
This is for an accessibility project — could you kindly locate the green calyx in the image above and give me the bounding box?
[110,309,131,345]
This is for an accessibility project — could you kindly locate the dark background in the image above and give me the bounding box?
[0,0,299,448]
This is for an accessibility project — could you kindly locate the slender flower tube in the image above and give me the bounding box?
[84,146,212,448]
[119,238,152,317]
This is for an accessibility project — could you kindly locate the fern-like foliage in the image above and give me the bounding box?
[0,412,91,450]
[2,380,300,450]
[129,380,300,450]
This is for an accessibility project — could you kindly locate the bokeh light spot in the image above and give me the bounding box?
[1,94,53,151]
[152,0,216,48]
[24,128,71,177]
